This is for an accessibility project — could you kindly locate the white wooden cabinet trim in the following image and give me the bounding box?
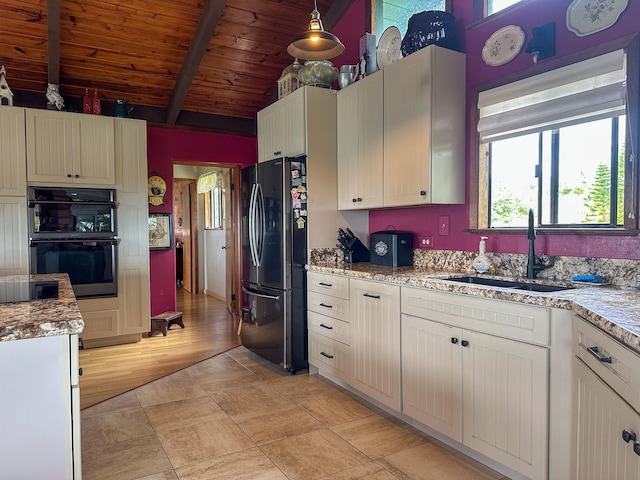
[0,106,27,196]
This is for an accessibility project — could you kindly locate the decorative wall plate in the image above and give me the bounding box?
[566,0,629,37]
[482,25,525,67]
[376,26,402,69]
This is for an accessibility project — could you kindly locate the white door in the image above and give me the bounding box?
[462,329,549,480]
[401,314,463,441]
[350,278,401,410]
[573,358,640,480]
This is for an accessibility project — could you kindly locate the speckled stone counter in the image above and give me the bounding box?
[0,274,84,342]
[307,262,640,355]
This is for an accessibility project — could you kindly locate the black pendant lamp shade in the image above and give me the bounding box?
[287,1,345,61]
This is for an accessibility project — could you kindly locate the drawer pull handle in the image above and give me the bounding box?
[461,340,469,347]
[363,293,380,299]
[319,303,333,309]
[634,441,640,457]
[320,323,333,330]
[320,351,334,359]
[319,282,333,287]
[587,346,612,363]
[451,338,459,344]
[622,429,637,443]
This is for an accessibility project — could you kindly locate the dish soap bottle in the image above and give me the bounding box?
[472,236,492,274]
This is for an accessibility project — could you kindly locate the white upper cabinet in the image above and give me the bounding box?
[337,72,384,210]
[383,45,465,207]
[0,106,27,196]
[257,87,305,161]
[26,109,115,185]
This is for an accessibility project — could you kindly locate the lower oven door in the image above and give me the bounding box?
[30,239,118,298]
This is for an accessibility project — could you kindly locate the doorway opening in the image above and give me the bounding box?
[173,162,242,318]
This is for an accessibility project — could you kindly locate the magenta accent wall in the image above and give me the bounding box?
[147,126,257,315]
[335,0,640,260]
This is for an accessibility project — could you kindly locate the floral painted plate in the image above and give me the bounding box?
[482,25,525,67]
[376,26,402,69]
[567,0,628,36]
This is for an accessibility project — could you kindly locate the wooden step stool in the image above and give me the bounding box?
[150,311,184,336]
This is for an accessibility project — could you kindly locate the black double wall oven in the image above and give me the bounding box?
[28,187,118,299]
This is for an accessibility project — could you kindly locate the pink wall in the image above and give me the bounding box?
[332,0,640,260]
[147,126,257,315]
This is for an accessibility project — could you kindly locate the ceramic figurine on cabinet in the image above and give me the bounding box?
[0,65,14,106]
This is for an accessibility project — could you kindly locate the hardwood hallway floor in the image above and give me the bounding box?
[79,288,240,409]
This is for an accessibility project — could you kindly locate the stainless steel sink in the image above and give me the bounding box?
[445,276,572,292]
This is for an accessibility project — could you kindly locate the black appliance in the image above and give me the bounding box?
[27,187,118,299]
[370,230,414,266]
[240,156,308,373]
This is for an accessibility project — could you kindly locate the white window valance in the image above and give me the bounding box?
[478,49,627,142]
[196,171,219,194]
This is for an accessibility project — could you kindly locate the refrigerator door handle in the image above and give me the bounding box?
[242,286,280,300]
[255,183,265,267]
[248,183,258,266]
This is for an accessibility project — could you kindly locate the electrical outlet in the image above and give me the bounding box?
[439,215,450,236]
[419,236,434,249]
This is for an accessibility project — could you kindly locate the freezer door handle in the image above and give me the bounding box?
[242,286,280,300]
[248,183,259,266]
[255,183,265,267]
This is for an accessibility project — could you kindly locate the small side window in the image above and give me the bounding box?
[473,0,525,21]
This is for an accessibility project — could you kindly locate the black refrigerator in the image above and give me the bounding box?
[240,156,308,373]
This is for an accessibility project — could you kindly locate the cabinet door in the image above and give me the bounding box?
[0,106,27,196]
[337,74,383,210]
[462,329,549,480]
[279,88,306,157]
[350,278,401,410]
[573,358,640,480]
[26,109,74,183]
[115,118,150,335]
[257,102,282,162]
[383,46,432,207]
[0,196,29,274]
[401,314,463,442]
[73,114,115,185]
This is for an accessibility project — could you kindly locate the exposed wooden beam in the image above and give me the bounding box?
[47,0,61,84]
[323,0,356,31]
[166,0,227,125]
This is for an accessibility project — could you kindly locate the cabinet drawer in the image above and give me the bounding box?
[309,331,350,381]
[573,315,640,413]
[308,311,350,345]
[307,272,349,299]
[401,286,550,346]
[308,291,350,322]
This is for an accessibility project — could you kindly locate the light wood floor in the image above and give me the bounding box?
[79,288,240,410]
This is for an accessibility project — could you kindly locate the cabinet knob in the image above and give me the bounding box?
[622,429,637,443]
[461,340,469,347]
[75,174,80,178]
[352,198,357,203]
[78,367,83,376]
[451,337,458,344]
[420,190,426,196]
[357,197,362,202]
[67,174,72,178]
[634,441,640,456]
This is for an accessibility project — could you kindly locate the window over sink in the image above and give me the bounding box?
[471,37,640,234]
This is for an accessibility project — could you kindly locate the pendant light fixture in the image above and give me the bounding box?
[287,0,345,61]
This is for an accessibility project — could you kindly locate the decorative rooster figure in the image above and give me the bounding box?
[46,83,65,110]
[0,66,14,106]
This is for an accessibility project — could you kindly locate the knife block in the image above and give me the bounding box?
[344,237,370,263]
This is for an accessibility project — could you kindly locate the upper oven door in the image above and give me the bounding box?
[28,187,116,239]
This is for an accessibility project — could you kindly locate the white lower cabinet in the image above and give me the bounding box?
[573,315,640,479]
[350,278,401,411]
[307,272,351,383]
[401,313,549,480]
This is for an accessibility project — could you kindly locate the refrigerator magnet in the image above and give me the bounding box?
[292,177,302,187]
[297,185,306,192]
[296,217,306,229]
[293,198,302,209]
[300,192,307,201]
[293,209,300,218]
[300,209,308,217]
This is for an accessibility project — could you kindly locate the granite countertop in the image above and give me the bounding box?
[308,263,640,355]
[0,274,84,342]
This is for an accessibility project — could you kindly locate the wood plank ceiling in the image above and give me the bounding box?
[0,0,353,135]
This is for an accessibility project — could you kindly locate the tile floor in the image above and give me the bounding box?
[81,346,511,480]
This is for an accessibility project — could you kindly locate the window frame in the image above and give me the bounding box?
[468,34,640,236]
